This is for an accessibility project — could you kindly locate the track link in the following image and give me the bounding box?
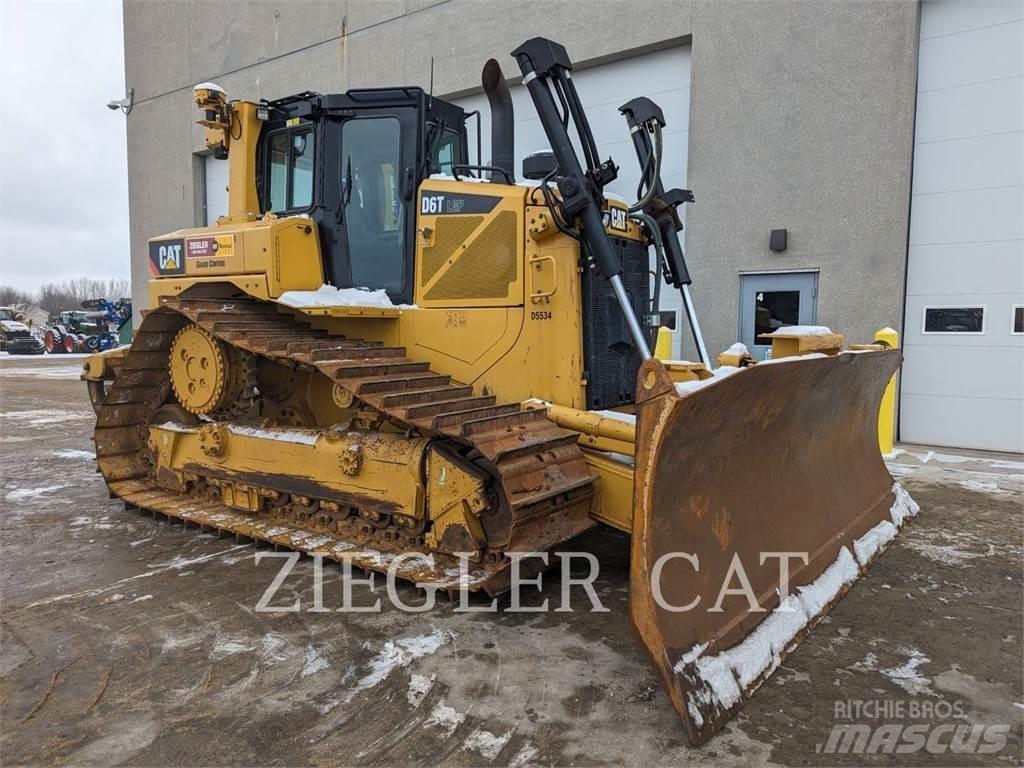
[92,295,596,592]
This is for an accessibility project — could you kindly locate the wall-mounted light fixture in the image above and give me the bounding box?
[770,228,787,252]
[106,87,134,116]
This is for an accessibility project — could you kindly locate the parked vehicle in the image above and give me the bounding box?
[0,307,44,354]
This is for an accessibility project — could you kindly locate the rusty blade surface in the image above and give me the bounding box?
[629,350,904,745]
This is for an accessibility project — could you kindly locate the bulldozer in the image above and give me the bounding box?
[83,38,916,744]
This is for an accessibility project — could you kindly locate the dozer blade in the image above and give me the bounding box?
[629,350,917,745]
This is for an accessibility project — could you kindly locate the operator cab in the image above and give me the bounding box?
[255,89,469,305]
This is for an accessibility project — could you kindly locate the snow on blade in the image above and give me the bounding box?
[722,342,749,357]
[890,481,921,526]
[674,366,741,396]
[853,521,898,567]
[675,482,919,723]
[277,284,414,309]
[769,325,834,336]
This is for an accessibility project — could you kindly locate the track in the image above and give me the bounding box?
[91,294,595,592]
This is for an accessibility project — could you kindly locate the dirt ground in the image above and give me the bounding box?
[1,354,1021,767]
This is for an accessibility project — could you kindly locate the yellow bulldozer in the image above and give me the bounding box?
[83,38,915,744]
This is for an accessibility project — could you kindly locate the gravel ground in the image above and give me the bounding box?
[1,353,1021,767]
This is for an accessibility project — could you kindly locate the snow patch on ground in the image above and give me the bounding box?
[509,745,539,768]
[5,484,67,501]
[424,702,466,737]
[959,478,1012,496]
[0,365,86,380]
[0,409,93,426]
[881,648,934,696]
[260,633,288,664]
[353,628,453,692]
[406,673,435,706]
[278,284,414,309]
[891,448,1024,472]
[302,643,329,677]
[463,727,514,760]
[211,638,255,658]
[54,449,96,460]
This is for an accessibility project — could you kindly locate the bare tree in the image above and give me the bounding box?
[37,278,131,315]
[0,286,35,307]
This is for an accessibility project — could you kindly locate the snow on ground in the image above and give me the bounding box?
[353,628,454,692]
[5,485,69,502]
[406,673,435,706]
[277,284,414,309]
[302,644,330,677]
[462,727,515,760]
[891,447,1023,472]
[424,701,466,737]
[880,648,934,696]
[0,365,85,380]
[54,449,95,460]
[0,409,93,426]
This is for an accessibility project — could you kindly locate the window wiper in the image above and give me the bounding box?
[336,156,352,223]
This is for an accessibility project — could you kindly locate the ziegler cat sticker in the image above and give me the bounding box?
[148,238,185,276]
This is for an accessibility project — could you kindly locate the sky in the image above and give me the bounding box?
[0,0,129,294]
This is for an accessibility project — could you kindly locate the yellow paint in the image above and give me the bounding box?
[654,326,673,360]
[874,326,899,455]
[149,423,428,519]
[581,449,634,532]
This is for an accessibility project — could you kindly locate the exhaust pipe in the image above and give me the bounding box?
[481,58,514,181]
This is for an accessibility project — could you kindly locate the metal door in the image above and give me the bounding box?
[739,271,818,360]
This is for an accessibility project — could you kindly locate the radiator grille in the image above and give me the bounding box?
[424,211,518,301]
[581,236,650,409]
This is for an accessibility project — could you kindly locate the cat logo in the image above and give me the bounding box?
[159,243,182,269]
[607,206,629,232]
[148,238,186,276]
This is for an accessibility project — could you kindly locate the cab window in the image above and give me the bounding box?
[341,117,405,292]
[266,126,314,212]
[430,127,462,176]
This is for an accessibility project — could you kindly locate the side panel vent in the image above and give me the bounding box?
[420,216,484,286]
[424,211,518,302]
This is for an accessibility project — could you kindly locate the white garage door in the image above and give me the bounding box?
[204,155,229,226]
[454,46,693,357]
[901,0,1024,452]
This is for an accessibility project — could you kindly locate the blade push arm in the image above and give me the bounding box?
[512,38,652,360]
[619,97,708,364]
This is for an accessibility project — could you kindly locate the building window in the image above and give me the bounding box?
[755,290,800,338]
[922,306,985,335]
[1012,305,1023,335]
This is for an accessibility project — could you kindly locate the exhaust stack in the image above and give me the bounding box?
[481,59,514,181]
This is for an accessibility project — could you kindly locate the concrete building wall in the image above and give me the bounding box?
[684,0,920,357]
[123,0,919,362]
